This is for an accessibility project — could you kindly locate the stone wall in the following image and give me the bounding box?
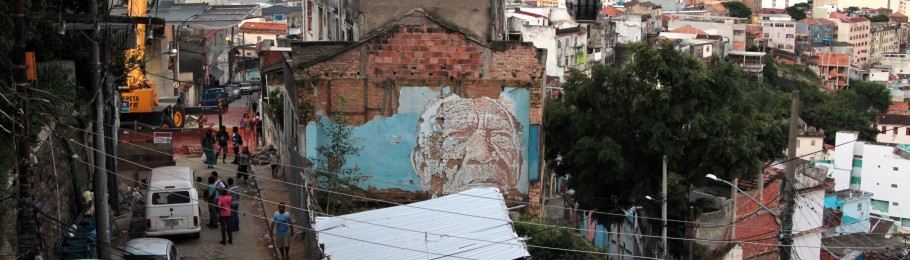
[0,125,94,258]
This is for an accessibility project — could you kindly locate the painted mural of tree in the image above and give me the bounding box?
[311,99,366,215]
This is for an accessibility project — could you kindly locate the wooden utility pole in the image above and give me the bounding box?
[90,0,112,258]
[780,90,800,260]
[14,0,37,257]
[661,155,668,258]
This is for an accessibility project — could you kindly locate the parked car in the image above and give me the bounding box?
[247,81,261,92]
[239,82,252,95]
[145,166,201,238]
[121,238,180,260]
[224,84,240,101]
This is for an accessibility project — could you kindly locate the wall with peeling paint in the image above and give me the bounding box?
[307,86,534,197]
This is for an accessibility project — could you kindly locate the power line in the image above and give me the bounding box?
[60,134,896,251]
[63,121,792,233]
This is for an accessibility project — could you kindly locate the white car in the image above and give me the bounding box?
[121,238,180,260]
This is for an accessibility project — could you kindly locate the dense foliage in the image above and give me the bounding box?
[545,43,790,224]
[513,217,602,260]
[722,1,752,19]
[785,3,810,20]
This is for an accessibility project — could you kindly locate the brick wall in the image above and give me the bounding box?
[733,179,782,259]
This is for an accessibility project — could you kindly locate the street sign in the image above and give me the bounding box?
[153,132,172,144]
[120,100,131,113]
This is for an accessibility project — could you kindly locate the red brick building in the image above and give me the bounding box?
[263,9,545,208]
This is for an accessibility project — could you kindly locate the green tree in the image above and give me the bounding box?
[544,43,790,256]
[513,217,602,260]
[722,1,752,18]
[311,105,366,215]
[786,3,810,20]
[865,14,890,22]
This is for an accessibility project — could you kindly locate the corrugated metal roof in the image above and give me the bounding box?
[314,188,530,260]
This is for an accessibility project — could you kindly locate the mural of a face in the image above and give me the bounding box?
[411,94,523,195]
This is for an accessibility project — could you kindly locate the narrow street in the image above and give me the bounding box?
[114,93,278,259]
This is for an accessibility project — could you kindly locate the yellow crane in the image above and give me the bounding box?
[120,0,185,128]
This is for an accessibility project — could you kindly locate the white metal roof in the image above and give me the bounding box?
[149,166,195,190]
[314,187,530,260]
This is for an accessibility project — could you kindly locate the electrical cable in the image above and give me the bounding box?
[61,137,662,259]
[59,133,896,251]
[65,120,792,233]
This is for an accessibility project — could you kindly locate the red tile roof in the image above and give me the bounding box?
[799,19,819,25]
[240,22,288,32]
[846,17,869,23]
[819,18,833,24]
[829,12,849,19]
[709,3,726,12]
[889,102,909,111]
[891,12,907,17]
[670,25,707,35]
[601,6,624,16]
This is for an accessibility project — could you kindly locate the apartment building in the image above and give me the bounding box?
[760,15,797,52]
[870,22,900,64]
[832,17,871,67]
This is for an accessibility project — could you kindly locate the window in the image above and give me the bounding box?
[857,203,862,211]
[764,33,770,38]
[892,184,899,188]
[257,36,262,42]
[895,127,899,135]
[151,191,191,205]
[905,127,909,135]
[894,202,900,206]
[882,125,888,133]
[894,167,899,171]
[872,199,890,213]
[811,140,816,146]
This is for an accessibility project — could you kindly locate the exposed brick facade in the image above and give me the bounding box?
[292,11,544,126]
[734,173,782,259]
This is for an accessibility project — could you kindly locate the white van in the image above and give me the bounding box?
[145,166,201,238]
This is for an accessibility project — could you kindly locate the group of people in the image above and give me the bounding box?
[201,125,254,183]
[199,171,236,244]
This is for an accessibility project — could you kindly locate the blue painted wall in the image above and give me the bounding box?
[306,86,535,194]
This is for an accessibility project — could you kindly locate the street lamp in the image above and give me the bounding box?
[705,174,779,218]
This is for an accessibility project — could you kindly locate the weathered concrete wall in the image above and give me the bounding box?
[358,0,502,42]
[0,126,93,257]
[295,11,543,199]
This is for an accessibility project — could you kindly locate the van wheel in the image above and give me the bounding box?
[192,232,200,239]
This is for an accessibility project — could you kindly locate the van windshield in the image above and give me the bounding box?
[151,191,191,205]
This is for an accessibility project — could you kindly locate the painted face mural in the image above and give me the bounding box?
[411,94,523,195]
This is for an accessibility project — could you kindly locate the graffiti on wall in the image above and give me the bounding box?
[411,94,524,195]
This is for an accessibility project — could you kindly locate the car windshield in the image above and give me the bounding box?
[122,255,167,260]
[151,191,191,205]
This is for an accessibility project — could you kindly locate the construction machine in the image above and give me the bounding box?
[120,0,186,129]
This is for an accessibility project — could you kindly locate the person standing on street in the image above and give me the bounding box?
[228,178,240,232]
[271,203,294,260]
[202,129,216,168]
[216,125,229,163]
[231,126,243,163]
[218,189,233,245]
[237,147,252,185]
[206,177,219,228]
[269,147,280,179]
[254,112,262,143]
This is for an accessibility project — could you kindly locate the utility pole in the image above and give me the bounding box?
[14,0,37,258]
[780,90,800,260]
[90,0,111,258]
[661,155,668,258]
[173,24,181,96]
[688,205,694,260]
[102,0,120,214]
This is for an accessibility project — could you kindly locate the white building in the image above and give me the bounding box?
[880,53,910,75]
[506,16,561,81]
[876,114,910,145]
[667,15,748,52]
[761,0,809,9]
[823,131,910,227]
